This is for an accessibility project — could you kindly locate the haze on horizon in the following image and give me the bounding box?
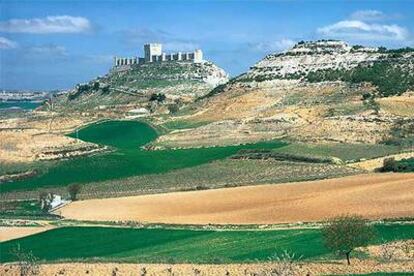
[0,0,413,91]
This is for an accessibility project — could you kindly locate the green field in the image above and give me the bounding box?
[332,272,414,276]
[1,224,412,263]
[273,143,405,162]
[1,120,286,193]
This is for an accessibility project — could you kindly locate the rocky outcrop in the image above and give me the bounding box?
[235,40,414,92]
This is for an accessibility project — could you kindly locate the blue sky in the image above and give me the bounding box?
[1,0,413,90]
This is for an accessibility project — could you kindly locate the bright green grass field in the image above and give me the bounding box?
[1,224,413,263]
[1,121,286,193]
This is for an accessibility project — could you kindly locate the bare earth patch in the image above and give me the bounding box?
[60,173,414,225]
[0,115,103,164]
[0,226,55,242]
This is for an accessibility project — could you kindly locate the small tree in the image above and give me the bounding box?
[322,215,376,265]
[38,191,49,210]
[67,184,81,201]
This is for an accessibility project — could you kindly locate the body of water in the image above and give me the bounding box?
[0,101,42,110]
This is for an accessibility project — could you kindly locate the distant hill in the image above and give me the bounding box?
[232,40,414,97]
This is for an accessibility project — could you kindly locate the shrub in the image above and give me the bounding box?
[67,184,82,201]
[167,104,180,114]
[380,157,414,172]
[149,93,166,102]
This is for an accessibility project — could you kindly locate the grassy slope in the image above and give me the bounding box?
[77,159,357,199]
[273,143,405,162]
[1,224,412,263]
[1,121,286,193]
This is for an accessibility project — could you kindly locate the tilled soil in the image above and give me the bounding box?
[60,173,414,225]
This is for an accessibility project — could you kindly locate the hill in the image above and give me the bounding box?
[155,40,414,148]
[51,60,228,115]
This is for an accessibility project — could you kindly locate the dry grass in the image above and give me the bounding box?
[377,94,414,117]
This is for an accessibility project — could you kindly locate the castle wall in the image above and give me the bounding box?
[114,44,204,67]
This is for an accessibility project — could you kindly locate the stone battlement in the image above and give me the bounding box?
[114,43,203,67]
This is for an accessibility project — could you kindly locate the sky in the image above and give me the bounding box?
[1,0,413,91]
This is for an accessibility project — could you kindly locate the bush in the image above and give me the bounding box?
[167,104,180,114]
[67,184,82,201]
[149,93,166,102]
[380,157,414,172]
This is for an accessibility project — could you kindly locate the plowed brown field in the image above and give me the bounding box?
[60,173,414,225]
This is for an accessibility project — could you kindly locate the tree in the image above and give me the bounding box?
[67,184,82,201]
[38,191,50,211]
[322,215,376,265]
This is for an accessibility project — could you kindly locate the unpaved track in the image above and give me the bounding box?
[60,173,414,225]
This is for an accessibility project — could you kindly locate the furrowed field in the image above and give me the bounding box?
[1,224,413,263]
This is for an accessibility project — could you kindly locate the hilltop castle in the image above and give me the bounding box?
[114,43,203,67]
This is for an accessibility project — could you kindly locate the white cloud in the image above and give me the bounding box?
[317,20,409,41]
[350,10,386,22]
[254,39,296,52]
[0,37,18,49]
[0,16,91,34]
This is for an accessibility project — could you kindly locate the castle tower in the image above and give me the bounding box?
[194,49,203,63]
[144,43,162,62]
